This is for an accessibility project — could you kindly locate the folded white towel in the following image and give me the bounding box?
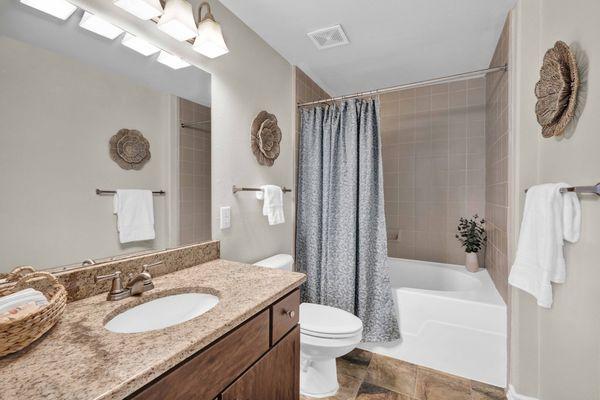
[0,288,48,314]
[256,185,285,225]
[113,189,156,244]
[508,183,581,308]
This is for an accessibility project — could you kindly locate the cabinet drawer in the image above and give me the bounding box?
[129,310,270,400]
[271,289,300,344]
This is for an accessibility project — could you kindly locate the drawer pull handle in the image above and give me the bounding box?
[286,310,295,319]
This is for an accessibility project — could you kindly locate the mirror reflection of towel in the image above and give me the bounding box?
[113,189,156,243]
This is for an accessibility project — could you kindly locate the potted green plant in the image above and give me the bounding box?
[455,214,487,272]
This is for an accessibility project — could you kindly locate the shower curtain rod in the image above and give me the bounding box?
[297,64,508,107]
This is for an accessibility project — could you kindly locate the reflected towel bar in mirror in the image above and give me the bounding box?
[232,185,292,194]
[180,121,211,133]
[96,189,166,195]
[524,183,600,195]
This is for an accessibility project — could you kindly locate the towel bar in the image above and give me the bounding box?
[96,189,166,195]
[524,183,600,195]
[232,185,292,194]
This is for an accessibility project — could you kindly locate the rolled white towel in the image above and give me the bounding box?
[0,302,45,323]
[0,288,48,314]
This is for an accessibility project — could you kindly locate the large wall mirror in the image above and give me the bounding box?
[0,1,212,273]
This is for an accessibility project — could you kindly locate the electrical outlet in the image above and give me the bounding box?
[220,206,231,229]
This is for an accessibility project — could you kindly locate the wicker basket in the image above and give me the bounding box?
[0,267,67,357]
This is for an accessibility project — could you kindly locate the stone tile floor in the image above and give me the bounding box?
[300,349,506,400]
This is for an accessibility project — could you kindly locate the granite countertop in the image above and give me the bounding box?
[0,259,306,400]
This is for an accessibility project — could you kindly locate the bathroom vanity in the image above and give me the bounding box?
[0,256,305,400]
[128,289,301,400]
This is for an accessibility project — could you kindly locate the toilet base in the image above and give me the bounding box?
[300,356,339,398]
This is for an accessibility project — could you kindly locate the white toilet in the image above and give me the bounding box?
[254,254,363,398]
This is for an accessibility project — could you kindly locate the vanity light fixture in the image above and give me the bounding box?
[192,2,229,58]
[157,0,197,42]
[156,50,190,69]
[114,0,163,20]
[79,11,124,40]
[121,33,161,56]
[20,0,77,20]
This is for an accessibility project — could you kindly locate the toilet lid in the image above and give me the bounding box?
[300,303,363,337]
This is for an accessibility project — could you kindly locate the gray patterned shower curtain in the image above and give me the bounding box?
[296,98,400,342]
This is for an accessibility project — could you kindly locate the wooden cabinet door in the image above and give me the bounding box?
[128,311,270,400]
[222,325,300,400]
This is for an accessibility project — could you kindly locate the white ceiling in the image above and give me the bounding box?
[219,0,516,96]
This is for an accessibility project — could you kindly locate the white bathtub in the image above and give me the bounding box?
[360,258,507,387]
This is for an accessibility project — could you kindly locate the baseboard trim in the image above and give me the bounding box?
[507,385,539,400]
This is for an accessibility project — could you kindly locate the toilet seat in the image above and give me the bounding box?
[300,303,363,339]
[301,328,362,340]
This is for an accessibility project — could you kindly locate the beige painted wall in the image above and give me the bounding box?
[510,0,600,398]
[205,2,295,263]
[0,36,173,271]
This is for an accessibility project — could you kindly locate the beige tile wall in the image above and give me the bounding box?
[485,18,510,302]
[179,98,211,245]
[296,67,330,103]
[380,78,487,265]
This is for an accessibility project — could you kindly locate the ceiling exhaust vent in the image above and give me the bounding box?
[307,25,349,50]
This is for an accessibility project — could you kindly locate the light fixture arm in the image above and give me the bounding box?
[198,1,215,22]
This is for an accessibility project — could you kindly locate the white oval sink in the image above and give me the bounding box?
[105,293,219,333]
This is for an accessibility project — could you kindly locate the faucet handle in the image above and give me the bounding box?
[95,271,126,300]
[141,261,163,287]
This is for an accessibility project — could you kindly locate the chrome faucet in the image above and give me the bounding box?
[95,261,164,301]
[126,270,151,296]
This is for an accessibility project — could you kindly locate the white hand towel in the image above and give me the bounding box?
[113,189,156,244]
[256,185,285,225]
[508,183,581,308]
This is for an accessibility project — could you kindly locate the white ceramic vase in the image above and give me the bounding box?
[465,252,479,273]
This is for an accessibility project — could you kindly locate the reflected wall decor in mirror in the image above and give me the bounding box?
[0,0,212,273]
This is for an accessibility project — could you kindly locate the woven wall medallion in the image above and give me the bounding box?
[535,41,580,137]
[251,111,281,167]
[109,129,151,170]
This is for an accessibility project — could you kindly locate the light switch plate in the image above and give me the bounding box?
[220,206,231,229]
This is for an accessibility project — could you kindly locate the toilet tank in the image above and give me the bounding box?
[253,254,294,271]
